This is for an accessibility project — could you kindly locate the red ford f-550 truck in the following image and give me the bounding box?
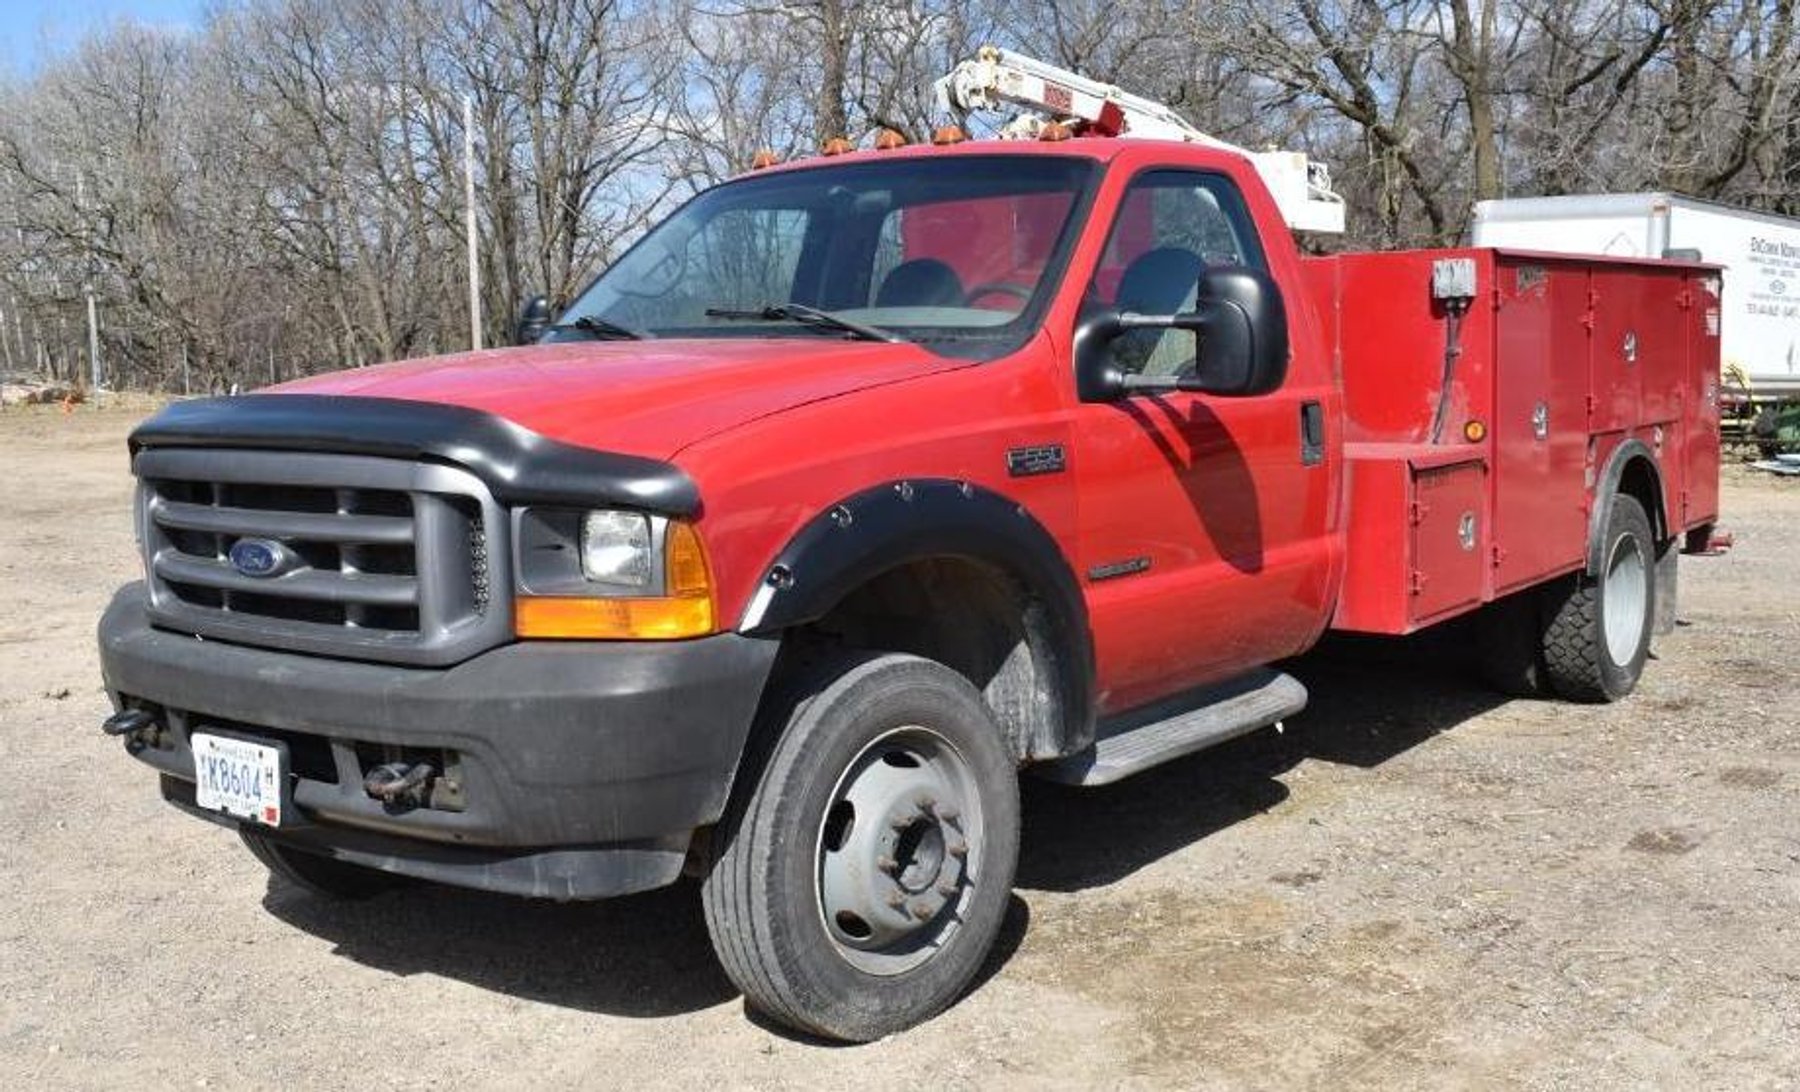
[98,53,1721,1042]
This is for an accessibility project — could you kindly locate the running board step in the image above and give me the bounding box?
[1037,669,1307,786]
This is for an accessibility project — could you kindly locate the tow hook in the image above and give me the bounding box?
[101,708,158,746]
[363,761,437,809]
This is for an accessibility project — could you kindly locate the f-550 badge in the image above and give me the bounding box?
[1006,444,1066,477]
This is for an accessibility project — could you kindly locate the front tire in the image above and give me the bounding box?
[701,652,1020,1042]
[1541,494,1656,702]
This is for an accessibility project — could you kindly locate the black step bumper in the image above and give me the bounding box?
[98,583,779,899]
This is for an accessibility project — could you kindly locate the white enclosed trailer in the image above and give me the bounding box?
[1472,193,1800,394]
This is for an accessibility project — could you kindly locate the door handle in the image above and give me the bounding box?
[1300,401,1325,466]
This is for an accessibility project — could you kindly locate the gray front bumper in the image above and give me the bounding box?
[98,583,779,899]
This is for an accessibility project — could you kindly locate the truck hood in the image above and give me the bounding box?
[272,338,963,459]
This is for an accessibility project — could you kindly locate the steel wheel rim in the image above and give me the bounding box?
[1603,531,1648,666]
[814,725,984,976]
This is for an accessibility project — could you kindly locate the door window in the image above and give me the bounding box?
[1089,172,1265,377]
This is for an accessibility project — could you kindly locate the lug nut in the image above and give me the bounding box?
[886,892,907,909]
[910,903,934,921]
[936,804,960,822]
[936,881,959,897]
[916,795,937,813]
[876,854,898,873]
[947,841,968,859]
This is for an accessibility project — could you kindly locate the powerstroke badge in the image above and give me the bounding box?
[1088,557,1151,581]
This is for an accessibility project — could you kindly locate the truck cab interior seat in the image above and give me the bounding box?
[1114,246,1205,377]
[876,258,966,308]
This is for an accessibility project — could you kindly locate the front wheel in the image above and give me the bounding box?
[701,652,1020,1042]
[1541,494,1656,702]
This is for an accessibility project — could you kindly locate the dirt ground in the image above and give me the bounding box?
[1,403,1796,1090]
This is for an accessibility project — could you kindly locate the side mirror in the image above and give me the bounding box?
[1074,266,1289,402]
[515,295,553,345]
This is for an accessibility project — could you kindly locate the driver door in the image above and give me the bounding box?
[1071,169,1323,712]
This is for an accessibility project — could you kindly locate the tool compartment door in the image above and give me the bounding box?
[1409,458,1488,625]
[1684,271,1723,529]
[1587,270,1647,435]
[1492,259,1590,593]
[1632,267,1694,522]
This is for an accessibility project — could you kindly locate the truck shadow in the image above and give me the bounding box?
[1114,397,1265,573]
[261,876,737,1018]
[1017,624,1509,892]
[262,872,1030,1032]
[261,625,1505,1024]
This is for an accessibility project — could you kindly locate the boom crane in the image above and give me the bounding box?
[932,47,1346,235]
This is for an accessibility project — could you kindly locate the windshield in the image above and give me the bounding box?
[557,155,1098,358]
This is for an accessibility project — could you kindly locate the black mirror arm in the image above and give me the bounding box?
[1117,371,1207,394]
[1116,309,1210,332]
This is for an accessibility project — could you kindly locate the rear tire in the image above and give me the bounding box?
[701,652,1020,1042]
[240,830,406,900]
[1541,494,1655,702]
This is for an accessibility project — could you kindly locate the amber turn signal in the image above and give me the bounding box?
[749,149,779,170]
[1464,419,1488,443]
[931,125,967,145]
[516,522,716,640]
[874,128,907,150]
[821,137,854,156]
[515,595,713,640]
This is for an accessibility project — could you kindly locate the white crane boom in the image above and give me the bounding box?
[932,47,1346,235]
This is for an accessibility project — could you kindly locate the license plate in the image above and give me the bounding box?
[192,733,285,826]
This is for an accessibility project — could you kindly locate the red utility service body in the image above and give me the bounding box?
[1309,248,1722,635]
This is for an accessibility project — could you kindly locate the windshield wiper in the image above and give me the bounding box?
[703,303,901,343]
[558,314,645,340]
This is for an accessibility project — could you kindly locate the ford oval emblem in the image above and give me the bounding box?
[228,538,289,578]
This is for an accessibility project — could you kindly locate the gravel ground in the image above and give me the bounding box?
[1,404,1796,1090]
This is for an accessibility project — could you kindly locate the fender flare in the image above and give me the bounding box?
[738,479,1095,754]
[1587,438,1665,573]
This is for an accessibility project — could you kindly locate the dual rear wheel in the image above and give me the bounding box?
[1478,493,1657,702]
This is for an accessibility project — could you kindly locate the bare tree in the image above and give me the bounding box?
[1,0,1797,392]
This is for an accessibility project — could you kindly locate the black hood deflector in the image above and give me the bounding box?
[129,394,699,516]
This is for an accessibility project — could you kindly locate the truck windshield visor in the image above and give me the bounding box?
[561,155,1097,357]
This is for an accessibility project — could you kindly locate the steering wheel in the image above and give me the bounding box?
[963,282,1034,308]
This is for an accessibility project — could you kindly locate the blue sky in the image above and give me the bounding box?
[0,0,204,76]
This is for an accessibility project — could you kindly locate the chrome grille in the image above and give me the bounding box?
[133,449,511,666]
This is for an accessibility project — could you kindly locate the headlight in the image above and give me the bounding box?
[512,506,715,640]
[579,510,653,588]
